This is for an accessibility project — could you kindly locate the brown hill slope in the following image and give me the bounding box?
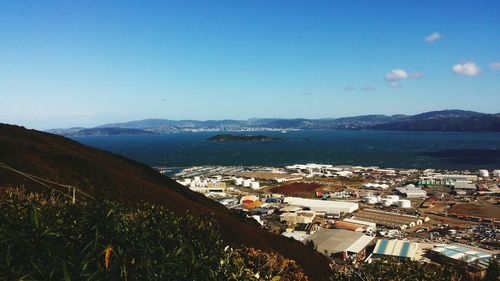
[0,124,331,281]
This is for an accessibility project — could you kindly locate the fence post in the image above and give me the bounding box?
[72,187,76,204]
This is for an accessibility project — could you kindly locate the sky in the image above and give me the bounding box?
[1,1,499,129]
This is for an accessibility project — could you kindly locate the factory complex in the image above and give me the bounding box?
[167,163,500,277]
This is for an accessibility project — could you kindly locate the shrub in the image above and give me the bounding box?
[0,189,306,281]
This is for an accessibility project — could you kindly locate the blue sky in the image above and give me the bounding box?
[1,1,499,129]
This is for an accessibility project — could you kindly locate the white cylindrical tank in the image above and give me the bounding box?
[387,195,400,202]
[250,181,260,189]
[382,199,393,207]
[398,199,411,208]
[493,170,500,178]
[194,176,201,182]
[479,169,489,178]
[376,196,382,203]
[242,179,252,187]
[234,178,243,185]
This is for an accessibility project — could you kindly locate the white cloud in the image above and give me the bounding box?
[490,62,500,71]
[384,69,424,88]
[385,69,409,81]
[452,61,481,76]
[425,32,441,43]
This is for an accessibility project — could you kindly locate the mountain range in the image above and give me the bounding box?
[47,110,500,136]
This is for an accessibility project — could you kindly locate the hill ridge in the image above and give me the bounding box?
[0,123,331,281]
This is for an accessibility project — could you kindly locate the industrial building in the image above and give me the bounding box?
[304,229,374,261]
[396,186,427,198]
[372,239,421,260]
[418,174,478,186]
[280,210,316,225]
[430,244,496,272]
[350,209,425,230]
[453,182,477,195]
[334,220,373,232]
[362,183,390,190]
[283,197,359,214]
[285,163,333,175]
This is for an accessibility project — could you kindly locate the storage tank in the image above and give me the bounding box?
[376,196,382,203]
[398,199,411,208]
[242,179,252,187]
[250,181,260,189]
[194,176,201,182]
[382,199,393,207]
[493,170,500,178]
[478,169,489,178]
[234,178,243,185]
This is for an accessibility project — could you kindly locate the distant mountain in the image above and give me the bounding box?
[51,127,157,136]
[372,111,500,132]
[0,124,331,281]
[403,109,486,121]
[48,110,500,134]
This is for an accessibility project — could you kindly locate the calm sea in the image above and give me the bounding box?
[72,130,500,170]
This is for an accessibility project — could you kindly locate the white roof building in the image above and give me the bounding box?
[304,229,374,257]
[453,182,477,190]
[372,239,420,260]
[395,186,427,198]
[430,244,495,270]
[363,183,390,190]
[284,197,359,214]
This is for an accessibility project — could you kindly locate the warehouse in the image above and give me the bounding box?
[280,210,316,225]
[334,221,372,232]
[350,209,424,230]
[430,244,495,272]
[304,229,374,261]
[284,197,359,214]
[372,239,421,260]
[453,182,477,194]
[396,186,427,198]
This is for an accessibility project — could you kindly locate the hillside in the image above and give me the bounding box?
[59,127,157,136]
[1,190,308,280]
[372,112,500,132]
[0,124,331,281]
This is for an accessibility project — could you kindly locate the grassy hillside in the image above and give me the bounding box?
[0,189,307,281]
[0,124,331,281]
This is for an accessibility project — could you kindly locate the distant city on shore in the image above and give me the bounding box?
[47,109,500,136]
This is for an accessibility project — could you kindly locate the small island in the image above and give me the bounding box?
[207,134,287,142]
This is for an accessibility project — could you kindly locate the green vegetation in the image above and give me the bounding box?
[331,258,467,281]
[0,189,306,281]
